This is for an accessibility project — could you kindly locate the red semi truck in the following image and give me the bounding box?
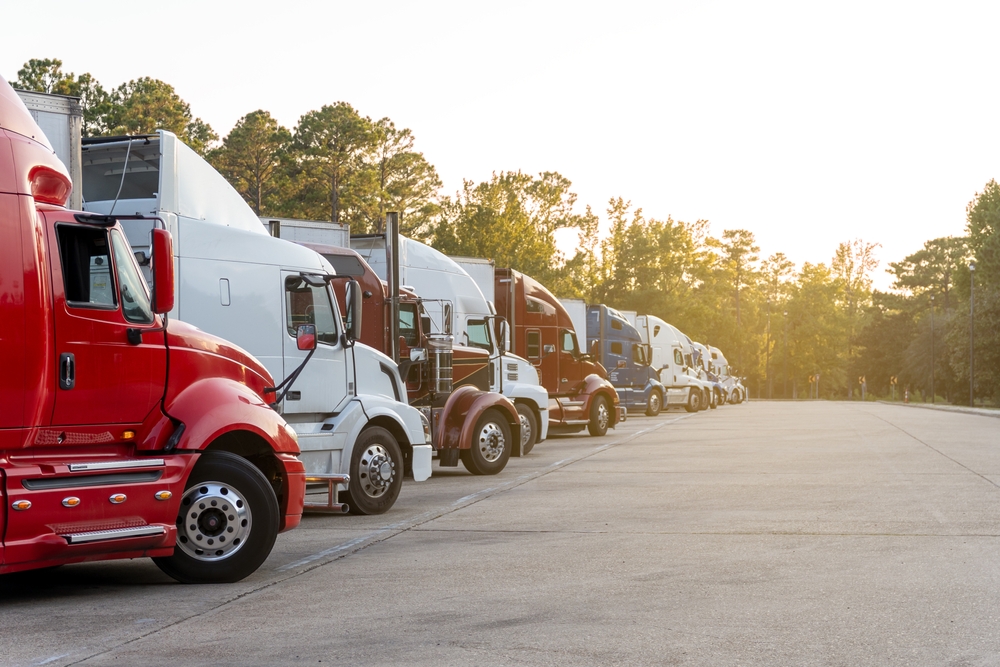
[0,76,304,582]
[494,269,624,436]
[302,241,523,474]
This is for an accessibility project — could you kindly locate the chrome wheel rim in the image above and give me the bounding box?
[519,413,532,449]
[358,444,395,499]
[176,481,251,562]
[649,393,661,413]
[477,421,506,463]
[597,403,609,430]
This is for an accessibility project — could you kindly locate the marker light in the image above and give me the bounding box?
[109,493,127,504]
[154,490,172,501]
[28,165,72,206]
[62,497,81,507]
[122,430,136,440]
[12,500,31,511]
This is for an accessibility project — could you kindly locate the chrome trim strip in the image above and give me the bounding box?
[62,525,165,544]
[68,459,165,472]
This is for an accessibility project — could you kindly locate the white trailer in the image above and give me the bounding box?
[450,256,496,305]
[260,217,350,247]
[557,298,588,352]
[15,89,83,209]
[79,130,432,515]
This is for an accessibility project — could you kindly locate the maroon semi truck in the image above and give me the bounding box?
[494,268,624,436]
[0,75,305,582]
[301,242,522,475]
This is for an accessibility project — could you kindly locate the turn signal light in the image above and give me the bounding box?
[12,500,31,511]
[122,430,136,440]
[109,493,127,504]
[62,497,81,508]
[154,490,172,501]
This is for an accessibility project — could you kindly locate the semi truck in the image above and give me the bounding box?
[691,341,724,407]
[488,270,624,435]
[634,314,706,412]
[352,237,552,449]
[77,130,432,515]
[709,346,744,403]
[0,75,305,582]
[302,239,522,474]
[585,305,666,416]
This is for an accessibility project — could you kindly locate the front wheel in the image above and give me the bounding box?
[343,427,403,515]
[588,395,611,436]
[154,451,279,584]
[515,403,538,455]
[461,409,512,475]
[645,390,662,417]
[684,389,701,413]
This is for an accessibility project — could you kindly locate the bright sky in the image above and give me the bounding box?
[3,1,997,289]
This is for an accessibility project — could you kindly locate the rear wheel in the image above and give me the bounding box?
[343,427,403,515]
[588,395,611,436]
[645,390,662,416]
[461,409,512,475]
[684,389,701,413]
[154,451,279,584]
[515,403,538,455]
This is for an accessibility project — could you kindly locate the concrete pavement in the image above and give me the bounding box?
[3,402,1000,666]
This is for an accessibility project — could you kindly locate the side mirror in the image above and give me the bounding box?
[345,279,362,341]
[296,324,317,351]
[410,348,427,362]
[616,360,627,369]
[589,339,599,356]
[150,228,174,314]
[443,302,453,335]
[542,344,556,357]
[499,320,509,352]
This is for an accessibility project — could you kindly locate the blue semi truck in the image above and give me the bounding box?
[586,305,666,416]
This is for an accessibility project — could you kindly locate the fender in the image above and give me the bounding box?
[578,374,623,426]
[440,386,521,455]
[157,377,304,531]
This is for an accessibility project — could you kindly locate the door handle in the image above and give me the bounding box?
[561,378,568,383]
[59,353,75,390]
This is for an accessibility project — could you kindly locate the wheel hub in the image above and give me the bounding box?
[478,422,505,463]
[359,444,394,498]
[175,482,252,562]
[597,404,609,430]
[519,414,532,448]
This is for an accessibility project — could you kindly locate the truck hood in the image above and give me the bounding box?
[166,319,274,395]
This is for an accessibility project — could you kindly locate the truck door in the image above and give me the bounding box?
[557,328,583,395]
[48,218,166,427]
[281,273,348,415]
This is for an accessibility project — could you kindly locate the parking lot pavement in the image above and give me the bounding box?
[4,402,1000,666]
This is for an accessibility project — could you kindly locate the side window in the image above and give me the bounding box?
[466,319,492,351]
[611,318,623,331]
[57,225,116,308]
[561,329,577,354]
[632,344,645,365]
[399,304,419,346]
[674,349,684,366]
[610,341,623,356]
[526,330,540,359]
[111,230,154,324]
[526,298,544,313]
[285,277,338,344]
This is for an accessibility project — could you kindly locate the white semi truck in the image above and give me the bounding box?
[635,314,710,412]
[79,130,432,515]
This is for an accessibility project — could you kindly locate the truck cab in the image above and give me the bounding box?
[0,75,304,582]
[493,272,623,436]
[586,305,665,416]
[78,131,432,515]
[635,314,705,412]
[691,341,724,408]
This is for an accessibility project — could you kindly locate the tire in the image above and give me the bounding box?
[698,389,710,411]
[343,427,403,515]
[645,390,662,417]
[460,409,512,475]
[683,389,701,413]
[515,403,538,455]
[709,389,718,409]
[154,451,279,584]
[588,395,611,437]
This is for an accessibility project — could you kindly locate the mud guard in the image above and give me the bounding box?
[439,385,521,457]
[580,374,624,427]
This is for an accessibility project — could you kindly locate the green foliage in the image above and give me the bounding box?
[12,58,109,135]
[207,110,292,215]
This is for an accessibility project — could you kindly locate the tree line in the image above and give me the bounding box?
[11,58,998,405]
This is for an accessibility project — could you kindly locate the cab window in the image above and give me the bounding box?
[632,344,646,365]
[57,225,117,309]
[399,304,419,346]
[610,341,623,355]
[526,330,540,359]
[467,319,492,352]
[561,329,578,354]
[285,276,338,344]
[111,230,154,324]
[674,349,684,366]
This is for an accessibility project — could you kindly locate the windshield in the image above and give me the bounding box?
[466,318,493,352]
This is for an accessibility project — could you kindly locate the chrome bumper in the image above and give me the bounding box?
[617,406,627,423]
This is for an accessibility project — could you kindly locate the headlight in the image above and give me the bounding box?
[418,411,432,445]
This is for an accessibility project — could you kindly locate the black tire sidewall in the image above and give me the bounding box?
[153,451,279,584]
[461,409,512,475]
[515,403,538,455]
[345,426,403,515]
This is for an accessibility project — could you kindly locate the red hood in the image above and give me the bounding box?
[166,319,275,395]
